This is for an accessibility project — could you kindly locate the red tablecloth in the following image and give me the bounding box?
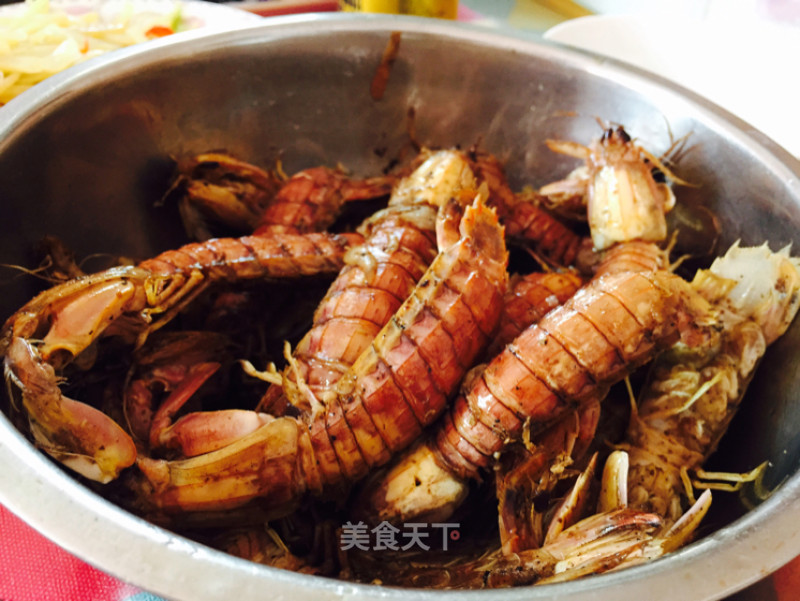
[0,504,142,601]
[1,503,797,601]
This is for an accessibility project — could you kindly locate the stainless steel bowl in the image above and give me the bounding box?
[1,14,800,601]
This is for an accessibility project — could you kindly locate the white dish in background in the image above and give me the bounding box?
[544,14,800,157]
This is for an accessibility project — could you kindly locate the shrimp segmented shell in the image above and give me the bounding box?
[133,196,508,517]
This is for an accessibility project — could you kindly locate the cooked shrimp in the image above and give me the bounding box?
[2,231,361,482]
[174,153,395,239]
[257,149,477,418]
[356,263,713,527]
[131,197,508,518]
[625,242,800,523]
[542,126,685,250]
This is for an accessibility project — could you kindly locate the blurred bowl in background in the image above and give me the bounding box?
[544,13,800,157]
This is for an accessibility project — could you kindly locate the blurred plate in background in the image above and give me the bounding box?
[544,14,800,157]
[0,0,261,103]
[0,0,263,28]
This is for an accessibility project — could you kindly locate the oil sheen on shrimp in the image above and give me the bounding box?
[257,149,477,418]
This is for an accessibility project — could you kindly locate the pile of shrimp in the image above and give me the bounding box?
[2,126,799,588]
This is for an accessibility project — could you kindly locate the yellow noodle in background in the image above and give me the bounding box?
[0,0,186,104]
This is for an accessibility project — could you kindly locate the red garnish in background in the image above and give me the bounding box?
[145,25,174,39]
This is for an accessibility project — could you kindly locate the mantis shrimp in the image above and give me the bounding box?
[256,149,476,421]
[3,120,796,589]
[540,125,687,251]
[2,230,362,482]
[350,127,799,585]
[624,242,800,527]
[356,259,713,527]
[132,194,507,518]
[172,152,396,240]
[354,127,690,530]
[2,150,510,524]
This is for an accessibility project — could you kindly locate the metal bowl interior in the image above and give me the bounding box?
[1,14,800,601]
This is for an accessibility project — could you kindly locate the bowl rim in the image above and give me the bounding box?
[1,13,800,601]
